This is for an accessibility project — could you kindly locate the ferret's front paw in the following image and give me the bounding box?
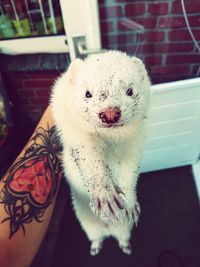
[89,184,127,224]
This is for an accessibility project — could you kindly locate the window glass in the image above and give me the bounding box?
[0,0,64,40]
[99,0,200,84]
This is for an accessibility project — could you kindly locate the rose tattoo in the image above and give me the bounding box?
[0,125,63,238]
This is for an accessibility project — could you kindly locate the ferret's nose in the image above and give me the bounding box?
[99,107,121,124]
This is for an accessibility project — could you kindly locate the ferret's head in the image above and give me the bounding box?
[52,51,150,138]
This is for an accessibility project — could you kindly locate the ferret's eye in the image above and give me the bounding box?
[85,90,92,98]
[126,87,133,96]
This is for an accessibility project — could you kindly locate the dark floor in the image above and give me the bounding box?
[45,166,200,267]
[1,109,200,267]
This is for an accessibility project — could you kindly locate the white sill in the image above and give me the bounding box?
[0,35,69,55]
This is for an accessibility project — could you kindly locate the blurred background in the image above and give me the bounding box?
[0,1,200,267]
[0,0,199,120]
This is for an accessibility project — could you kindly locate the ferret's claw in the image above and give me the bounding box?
[119,241,132,255]
[131,201,141,226]
[115,185,125,196]
[91,247,101,256]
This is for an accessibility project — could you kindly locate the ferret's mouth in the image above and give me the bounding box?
[100,123,124,128]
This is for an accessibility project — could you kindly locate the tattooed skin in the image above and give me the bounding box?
[0,125,63,239]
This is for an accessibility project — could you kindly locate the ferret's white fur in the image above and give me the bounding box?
[51,51,150,255]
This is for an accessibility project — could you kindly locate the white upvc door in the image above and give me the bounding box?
[60,0,101,61]
[59,1,200,173]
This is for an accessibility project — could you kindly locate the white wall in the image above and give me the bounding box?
[141,77,200,173]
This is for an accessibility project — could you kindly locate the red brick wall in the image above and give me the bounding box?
[99,0,200,84]
[2,71,60,121]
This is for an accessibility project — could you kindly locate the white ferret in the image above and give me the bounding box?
[51,50,150,256]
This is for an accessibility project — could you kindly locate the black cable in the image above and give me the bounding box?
[158,250,185,267]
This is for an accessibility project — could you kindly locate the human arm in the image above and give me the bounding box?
[0,105,63,267]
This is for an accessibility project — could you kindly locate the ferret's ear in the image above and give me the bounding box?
[132,57,150,84]
[67,58,84,84]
